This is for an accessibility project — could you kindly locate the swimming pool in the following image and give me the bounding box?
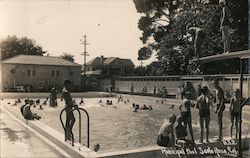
[2,95,250,152]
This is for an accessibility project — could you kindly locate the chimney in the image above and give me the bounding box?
[100,55,104,64]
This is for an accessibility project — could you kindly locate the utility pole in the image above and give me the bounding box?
[80,35,89,90]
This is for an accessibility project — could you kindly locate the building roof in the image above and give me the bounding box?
[86,57,105,65]
[1,55,80,67]
[86,56,134,67]
[103,57,117,65]
[120,59,135,67]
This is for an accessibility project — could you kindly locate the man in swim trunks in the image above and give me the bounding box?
[229,89,241,138]
[179,92,195,143]
[158,114,176,147]
[187,26,206,58]
[62,80,77,141]
[196,86,212,143]
[219,0,232,53]
[212,79,225,142]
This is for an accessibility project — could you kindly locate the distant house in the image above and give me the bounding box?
[85,55,135,76]
[81,56,135,91]
[0,55,81,92]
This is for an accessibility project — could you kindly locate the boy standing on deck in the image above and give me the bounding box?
[179,92,195,143]
[229,89,241,138]
[196,86,212,143]
[62,80,77,141]
[212,79,225,142]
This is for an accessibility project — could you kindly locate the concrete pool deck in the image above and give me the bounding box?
[0,106,69,158]
[1,92,250,158]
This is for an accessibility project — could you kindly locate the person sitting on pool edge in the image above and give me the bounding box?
[23,100,41,120]
[21,99,30,116]
[157,114,176,147]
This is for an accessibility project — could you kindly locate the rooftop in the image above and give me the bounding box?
[86,56,135,67]
[1,55,80,67]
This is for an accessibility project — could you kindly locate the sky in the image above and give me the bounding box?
[0,0,156,66]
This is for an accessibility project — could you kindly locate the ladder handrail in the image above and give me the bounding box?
[71,107,90,148]
[59,106,90,148]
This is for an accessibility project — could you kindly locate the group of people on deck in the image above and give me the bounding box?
[158,79,241,147]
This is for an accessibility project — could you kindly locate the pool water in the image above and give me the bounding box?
[2,96,250,152]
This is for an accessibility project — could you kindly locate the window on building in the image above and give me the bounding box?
[32,70,36,77]
[27,69,37,77]
[56,71,60,77]
[51,70,55,77]
[27,69,31,77]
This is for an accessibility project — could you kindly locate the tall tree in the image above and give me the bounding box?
[133,0,196,45]
[133,0,248,75]
[60,53,75,62]
[0,36,46,60]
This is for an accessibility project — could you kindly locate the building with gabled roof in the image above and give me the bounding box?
[0,55,81,92]
[82,55,135,91]
[1,54,80,66]
[85,55,135,76]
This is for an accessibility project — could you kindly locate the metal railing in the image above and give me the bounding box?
[60,106,90,148]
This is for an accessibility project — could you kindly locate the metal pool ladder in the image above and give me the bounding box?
[60,106,90,148]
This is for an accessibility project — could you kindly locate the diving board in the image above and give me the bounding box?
[191,49,250,64]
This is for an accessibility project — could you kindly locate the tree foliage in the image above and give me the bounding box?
[0,36,46,60]
[138,47,152,61]
[60,53,75,62]
[133,0,248,75]
[133,66,147,76]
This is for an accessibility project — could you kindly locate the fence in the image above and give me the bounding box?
[114,74,250,98]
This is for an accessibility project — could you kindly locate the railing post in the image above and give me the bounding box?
[66,107,90,148]
[79,110,82,144]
